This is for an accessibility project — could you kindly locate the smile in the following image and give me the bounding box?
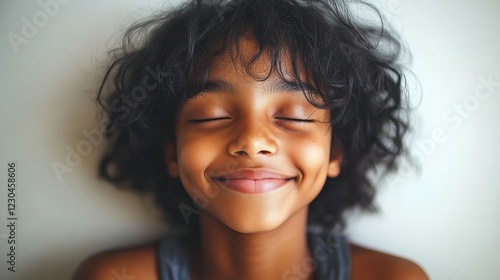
[212,169,295,194]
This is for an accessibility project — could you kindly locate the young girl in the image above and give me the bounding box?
[74,0,428,279]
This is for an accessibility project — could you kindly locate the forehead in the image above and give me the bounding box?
[186,30,325,107]
[203,32,310,84]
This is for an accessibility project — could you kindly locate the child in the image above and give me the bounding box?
[74,0,428,279]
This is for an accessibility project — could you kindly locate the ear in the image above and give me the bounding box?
[164,139,179,178]
[327,148,343,178]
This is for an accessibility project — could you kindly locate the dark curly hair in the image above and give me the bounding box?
[96,0,410,231]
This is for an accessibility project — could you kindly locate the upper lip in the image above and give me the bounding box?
[212,169,295,180]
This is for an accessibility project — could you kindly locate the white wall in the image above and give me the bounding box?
[0,0,499,279]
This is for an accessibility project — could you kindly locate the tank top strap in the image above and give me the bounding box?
[307,226,351,280]
[157,234,191,280]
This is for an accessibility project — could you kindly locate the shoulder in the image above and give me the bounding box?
[350,243,429,280]
[72,243,158,280]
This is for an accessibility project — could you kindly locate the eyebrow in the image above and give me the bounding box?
[264,79,317,94]
[198,79,317,95]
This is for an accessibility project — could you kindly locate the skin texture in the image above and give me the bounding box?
[167,39,341,233]
[164,34,341,280]
[73,35,429,280]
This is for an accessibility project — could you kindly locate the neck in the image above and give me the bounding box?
[191,208,314,280]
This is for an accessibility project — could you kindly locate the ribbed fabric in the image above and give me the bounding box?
[157,234,191,280]
[157,227,350,280]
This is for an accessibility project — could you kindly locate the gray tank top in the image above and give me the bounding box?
[157,226,351,280]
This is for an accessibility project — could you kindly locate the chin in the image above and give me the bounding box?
[225,220,285,234]
[218,209,291,234]
[201,186,307,234]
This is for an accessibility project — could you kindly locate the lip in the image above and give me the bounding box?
[211,169,295,194]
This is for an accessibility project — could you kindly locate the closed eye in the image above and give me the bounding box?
[189,117,231,123]
[276,117,315,123]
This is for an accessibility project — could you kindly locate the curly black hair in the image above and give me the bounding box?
[96,0,410,231]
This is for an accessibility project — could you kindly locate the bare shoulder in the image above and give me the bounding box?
[72,243,158,280]
[349,243,429,280]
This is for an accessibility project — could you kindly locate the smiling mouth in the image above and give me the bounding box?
[212,169,295,194]
[214,178,294,194]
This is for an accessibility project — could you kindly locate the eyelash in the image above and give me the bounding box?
[189,117,231,123]
[276,117,314,123]
[189,117,314,123]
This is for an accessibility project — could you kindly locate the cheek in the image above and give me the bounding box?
[291,136,330,171]
[176,136,217,189]
[180,138,215,164]
[286,134,331,196]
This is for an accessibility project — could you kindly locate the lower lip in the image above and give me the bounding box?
[215,178,293,194]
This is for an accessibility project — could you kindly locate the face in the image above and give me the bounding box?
[165,36,342,233]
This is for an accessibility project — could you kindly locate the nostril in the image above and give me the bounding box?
[234,149,272,156]
[229,137,278,157]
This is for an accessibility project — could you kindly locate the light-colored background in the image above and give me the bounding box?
[1,0,499,279]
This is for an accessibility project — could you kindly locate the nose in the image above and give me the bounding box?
[227,116,278,158]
